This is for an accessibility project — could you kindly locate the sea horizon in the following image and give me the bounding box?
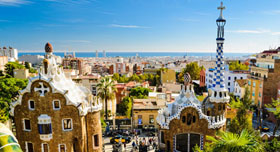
[18,51,253,58]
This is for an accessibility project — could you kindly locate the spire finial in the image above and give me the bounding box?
[217,2,225,18]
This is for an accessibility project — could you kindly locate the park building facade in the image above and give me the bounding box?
[10,43,103,152]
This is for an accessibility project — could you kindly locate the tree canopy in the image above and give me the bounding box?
[129,87,151,99]
[117,97,132,118]
[0,77,28,122]
[4,62,25,77]
[265,99,280,136]
[228,88,253,134]
[179,62,204,82]
[229,61,249,71]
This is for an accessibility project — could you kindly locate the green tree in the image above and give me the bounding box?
[265,99,280,136]
[179,62,204,82]
[97,77,117,120]
[0,77,28,122]
[112,73,120,81]
[264,138,280,152]
[117,97,132,117]
[24,62,31,69]
[207,130,264,152]
[228,88,253,134]
[4,62,25,77]
[129,87,151,99]
[229,61,249,71]
[129,74,140,82]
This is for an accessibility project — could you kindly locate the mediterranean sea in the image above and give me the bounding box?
[18,52,252,58]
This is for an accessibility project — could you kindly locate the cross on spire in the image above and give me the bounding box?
[217,2,225,17]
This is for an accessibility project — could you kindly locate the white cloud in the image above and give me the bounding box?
[109,24,150,29]
[45,0,96,5]
[227,29,270,34]
[0,0,30,6]
[263,10,280,15]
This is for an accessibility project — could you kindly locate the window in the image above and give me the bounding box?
[182,116,186,123]
[228,82,230,86]
[38,123,52,134]
[149,115,154,124]
[228,77,231,80]
[91,85,97,96]
[160,131,165,143]
[28,100,35,110]
[252,91,255,97]
[241,77,243,80]
[259,92,261,97]
[138,115,142,125]
[248,80,251,85]
[234,77,237,80]
[62,119,73,131]
[93,134,99,147]
[59,144,66,152]
[23,119,31,131]
[42,143,49,152]
[223,104,225,110]
[26,142,34,152]
[53,100,60,110]
[253,82,256,87]
[218,105,221,111]
[187,113,192,125]
[192,116,196,123]
[260,84,262,88]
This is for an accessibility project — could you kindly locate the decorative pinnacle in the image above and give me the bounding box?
[217,2,225,18]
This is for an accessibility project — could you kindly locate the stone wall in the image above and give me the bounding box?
[86,111,102,152]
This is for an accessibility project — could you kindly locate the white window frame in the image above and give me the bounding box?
[58,144,66,152]
[53,100,61,110]
[25,142,34,152]
[62,118,73,131]
[41,143,49,152]
[23,118,31,131]
[93,134,100,148]
[28,100,35,110]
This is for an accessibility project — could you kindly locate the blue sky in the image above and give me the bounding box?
[0,0,280,53]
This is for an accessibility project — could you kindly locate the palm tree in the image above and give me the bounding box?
[97,77,117,120]
[207,130,264,152]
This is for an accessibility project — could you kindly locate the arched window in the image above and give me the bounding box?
[182,116,186,123]
[219,92,222,98]
[187,114,192,125]
[207,111,210,116]
[193,116,196,123]
[223,104,225,110]
[214,91,217,97]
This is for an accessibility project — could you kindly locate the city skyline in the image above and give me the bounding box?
[1,0,280,53]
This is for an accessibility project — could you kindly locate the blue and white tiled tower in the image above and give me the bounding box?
[210,2,230,103]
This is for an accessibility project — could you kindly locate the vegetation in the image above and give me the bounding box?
[206,130,264,152]
[112,73,159,86]
[265,99,280,136]
[97,77,117,120]
[0,77,28,122]
[129,87,151,99]
[228,88,253,134]
[117,97,132,117]
[178,62,204,83]
[264,138,280,152]
[24,62,37,73]
[229,61,249,71]
[4,62,25,77]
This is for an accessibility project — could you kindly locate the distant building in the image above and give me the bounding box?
[14,69,29,79]
[96,50,98,58]
[160,69,176,84]
[10,43,103,152]
[0,46,18,60]
[0,56,8,71]
[62,57,83,75]
[103,50,106,57]
[233,79,247,99]
[205,66,248,93]
[199,69,206,87]
[248,51,280,108]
